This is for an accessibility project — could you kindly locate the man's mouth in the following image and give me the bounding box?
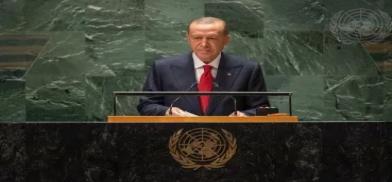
[198,50,210,53]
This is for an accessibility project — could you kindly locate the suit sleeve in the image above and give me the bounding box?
[137,61,169,115]
[241,63,270,115]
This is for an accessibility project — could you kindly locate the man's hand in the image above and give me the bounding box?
[229,111,247,117]
[165,107,198,116]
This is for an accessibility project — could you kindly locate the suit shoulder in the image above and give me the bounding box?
[223,54,260,67]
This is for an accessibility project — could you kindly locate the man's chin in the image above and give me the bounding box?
[196,53,214,62]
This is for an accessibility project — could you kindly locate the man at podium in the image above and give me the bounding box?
[137,17,269,116]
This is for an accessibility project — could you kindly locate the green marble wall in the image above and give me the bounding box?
[0,0,391,121]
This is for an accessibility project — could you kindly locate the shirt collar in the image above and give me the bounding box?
[192,52,221,69]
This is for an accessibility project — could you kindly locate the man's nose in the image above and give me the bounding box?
[201,38,208,47]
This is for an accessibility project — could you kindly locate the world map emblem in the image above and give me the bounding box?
[169,128,237,170]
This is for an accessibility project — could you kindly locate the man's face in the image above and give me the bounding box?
[187,22,230,63]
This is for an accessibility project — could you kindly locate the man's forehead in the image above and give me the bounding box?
[189,31,221,37]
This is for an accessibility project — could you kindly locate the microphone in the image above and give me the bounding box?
[168,82,197,115]
[212,82,238,116]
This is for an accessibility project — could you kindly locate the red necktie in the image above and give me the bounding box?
[198,65,213,114]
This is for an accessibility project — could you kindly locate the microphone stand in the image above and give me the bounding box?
[213,83,238,116]
[169,82,197,115]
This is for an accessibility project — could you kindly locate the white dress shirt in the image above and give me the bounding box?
[192,52,221,83]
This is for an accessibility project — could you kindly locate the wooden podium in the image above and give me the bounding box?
[107,114,298,123]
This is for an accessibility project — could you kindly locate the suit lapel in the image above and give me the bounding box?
[208,54,243,115]
[170,53,202,115]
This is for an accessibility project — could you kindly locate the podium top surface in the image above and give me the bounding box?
[107,115,298,123]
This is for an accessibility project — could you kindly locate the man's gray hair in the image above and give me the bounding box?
[187,17,228,35]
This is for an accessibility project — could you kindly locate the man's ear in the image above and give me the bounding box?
[224,35,230,45]
[186,33,191,45]
[186,32,191,41]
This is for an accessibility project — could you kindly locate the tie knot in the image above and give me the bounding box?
[203,65,212,72]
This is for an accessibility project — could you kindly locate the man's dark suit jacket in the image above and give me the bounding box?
[137,52,270,116]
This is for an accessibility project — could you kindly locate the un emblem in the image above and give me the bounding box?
[329,8,392,44]
[169,128,237,170]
